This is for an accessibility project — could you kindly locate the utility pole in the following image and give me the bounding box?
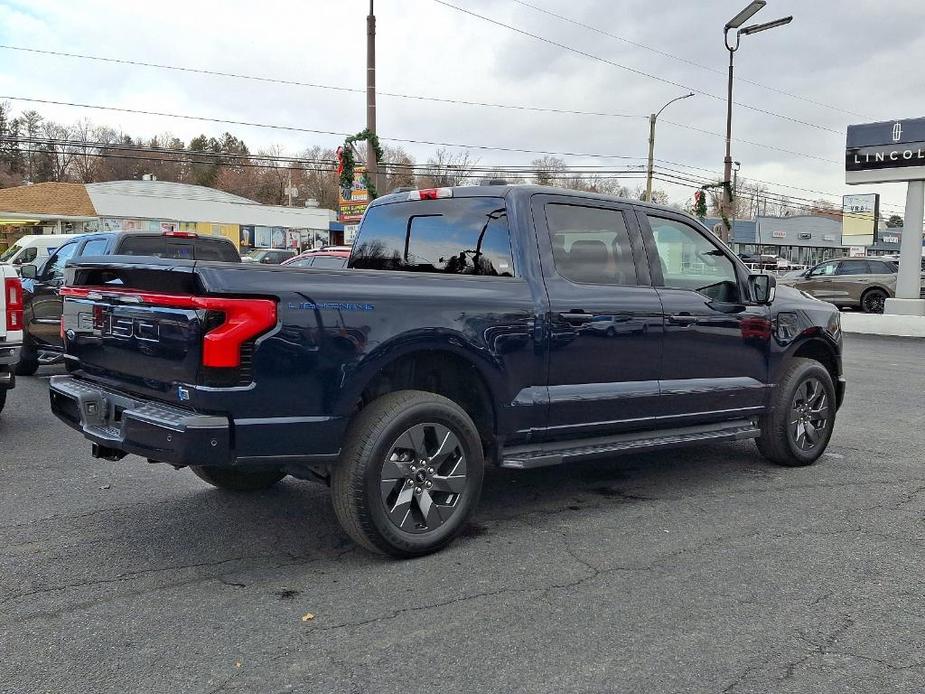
[645,93,693,202]
[366,0,379,196]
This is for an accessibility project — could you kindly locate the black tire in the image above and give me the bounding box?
[14,340,39,376]
[0,388,6,414]
[861,288,887,314]
[190,465,285,491]
[756,357,836,467]
[331,390,485,558]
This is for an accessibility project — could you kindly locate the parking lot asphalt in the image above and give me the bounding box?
[1,334,923,694]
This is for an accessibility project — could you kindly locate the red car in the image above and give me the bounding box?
[282,247,351,269]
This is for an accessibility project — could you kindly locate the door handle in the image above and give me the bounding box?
[668,313,698,326]
[559,311,593,325]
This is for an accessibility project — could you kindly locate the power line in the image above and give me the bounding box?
[432,0,843,135]
[659,119,839,165]
[0,44,644,121]
[653,159,906,214]
[0,95,653,162]
[510,0,870,120]
[0,43,844,167]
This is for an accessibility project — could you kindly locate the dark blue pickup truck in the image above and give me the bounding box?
[49,185,845,556]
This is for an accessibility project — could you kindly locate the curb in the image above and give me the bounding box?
[841,312,925,338]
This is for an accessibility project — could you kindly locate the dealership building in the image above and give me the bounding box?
[704,215,847,265]
[0,180,340,253]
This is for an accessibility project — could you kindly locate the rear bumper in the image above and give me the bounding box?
[49,376,231,467]
[0,341,21,366]
[0,341,21,390]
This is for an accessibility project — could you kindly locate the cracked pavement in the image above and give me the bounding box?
[1,334,923,693]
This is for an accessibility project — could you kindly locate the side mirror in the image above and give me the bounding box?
[749,273,776,305]
[19,264,37,279]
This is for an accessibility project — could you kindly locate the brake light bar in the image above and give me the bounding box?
[60,286,277,368]
[163,231,198,238]
[4,277,23,332]
[408,188,453,201]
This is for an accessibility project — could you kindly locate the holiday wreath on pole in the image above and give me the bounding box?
[693,189,707,220]
[337,128,384,200]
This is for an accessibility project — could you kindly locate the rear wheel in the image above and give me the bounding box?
[331,390,484,558]
[0,389,6,414]
[15,338,39,376]
[190,465,285,491]
[861,288,887,314]
[756,358,836,467]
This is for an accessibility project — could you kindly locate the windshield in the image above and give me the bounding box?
[243,250,269,261]
[0,243,23,262]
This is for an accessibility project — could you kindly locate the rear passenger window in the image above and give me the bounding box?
[866,260,895,274]
[836,261,868,275]
[350,197,514,276]
[79,238,108,256]
[545,204,637,286]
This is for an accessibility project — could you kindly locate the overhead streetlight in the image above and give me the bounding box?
[725,0,766,29]
[741,16,793,35]
[719,2,792,243]
[645,92,694,203]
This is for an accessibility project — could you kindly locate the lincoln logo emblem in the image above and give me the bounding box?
[892,122,903,142]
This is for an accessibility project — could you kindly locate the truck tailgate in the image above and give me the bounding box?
[60,258,275,401]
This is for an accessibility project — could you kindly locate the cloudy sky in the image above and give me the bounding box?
[1,0,922,218]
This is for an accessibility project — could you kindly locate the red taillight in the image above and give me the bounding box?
[407,188,453,201]
[164,231,198,238]
[5,277,23,332]
[60,287,277,368]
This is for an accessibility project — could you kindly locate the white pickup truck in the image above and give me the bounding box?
[0,264,23,413]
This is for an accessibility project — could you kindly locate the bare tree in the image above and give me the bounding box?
[418,148,477,187]
[381,145,416,192]
[298,145,339,209]
[71,119,98,182]
[531,155,568,185]
[36,120,76,182]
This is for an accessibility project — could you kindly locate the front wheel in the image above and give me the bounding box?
[331,390,485,558]
[756,358,836,467]
[190,465,285,491]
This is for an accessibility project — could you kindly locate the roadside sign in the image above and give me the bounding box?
[339,166,369,223]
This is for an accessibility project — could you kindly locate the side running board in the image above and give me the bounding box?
[500,419,760,470]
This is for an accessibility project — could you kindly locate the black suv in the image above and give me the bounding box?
[18,231,239,375]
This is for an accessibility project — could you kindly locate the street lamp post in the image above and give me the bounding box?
[645,92,694,203]
[730,160,741,241]
[722,1,792,242]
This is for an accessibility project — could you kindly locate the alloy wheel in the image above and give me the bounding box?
[379,423,468,534]
[864,291,886,314]
[789,377,830,451]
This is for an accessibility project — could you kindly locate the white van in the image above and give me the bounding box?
[0,234,76,268]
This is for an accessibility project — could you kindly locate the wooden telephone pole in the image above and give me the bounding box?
[366,0,379,195]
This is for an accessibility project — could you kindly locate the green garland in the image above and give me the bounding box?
[694,189,707,220]
[339,129,384,199]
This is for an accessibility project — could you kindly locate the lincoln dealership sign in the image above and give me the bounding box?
[847,117,925,184]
